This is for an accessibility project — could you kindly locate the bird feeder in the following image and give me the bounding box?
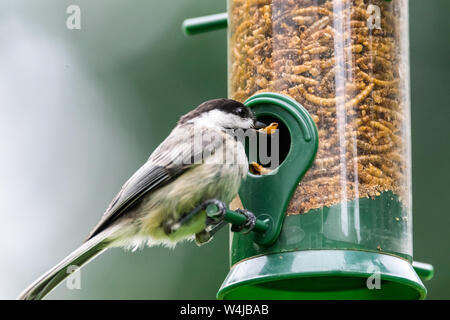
[183,0,433,299]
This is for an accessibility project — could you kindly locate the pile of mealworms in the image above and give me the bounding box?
[229,0,409,214]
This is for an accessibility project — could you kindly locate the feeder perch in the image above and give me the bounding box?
[183,0,434,300]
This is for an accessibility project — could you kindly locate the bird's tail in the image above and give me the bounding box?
[18,230,113,300]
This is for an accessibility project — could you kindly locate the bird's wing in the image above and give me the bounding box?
[85,125,225,240]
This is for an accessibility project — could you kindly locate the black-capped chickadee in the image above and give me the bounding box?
[19,98,266,300]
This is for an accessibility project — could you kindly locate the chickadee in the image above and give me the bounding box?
[18,98,266,300]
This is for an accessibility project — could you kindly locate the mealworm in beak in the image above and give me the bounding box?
[250,162,273,175]
[258,122,279,135]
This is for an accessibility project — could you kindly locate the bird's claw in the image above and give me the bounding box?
[164,199,227,236]
[163,217,179,235]
[231,209,257,234]
[195,230,213,246]
[169,199,258,241]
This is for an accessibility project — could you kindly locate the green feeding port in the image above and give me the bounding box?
[183,0,434,300]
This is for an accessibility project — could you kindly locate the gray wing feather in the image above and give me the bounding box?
[85,125,224,240]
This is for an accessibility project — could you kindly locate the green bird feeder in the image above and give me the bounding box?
[183,0,434,299]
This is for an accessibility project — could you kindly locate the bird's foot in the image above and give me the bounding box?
[195,230,212,246]
[230,209,257,234]
[163,200,226,236]
[195,218,229,246]
[162,216,180,235]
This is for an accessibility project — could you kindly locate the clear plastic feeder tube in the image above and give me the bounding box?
[229,0,412,260]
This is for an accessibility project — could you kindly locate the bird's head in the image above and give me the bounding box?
[178,98,266,130]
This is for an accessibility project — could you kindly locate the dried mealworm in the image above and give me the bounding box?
[358,165,393,186]
[285,74,319,86]
[300,16,331,40]
[292,16,315,26]
[315,155,340,167]
[358,71,398,87]
[356,139,394,153]
[296,85,337,107]
[345,83,374,108]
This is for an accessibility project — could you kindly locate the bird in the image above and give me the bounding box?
[18,98,266,300]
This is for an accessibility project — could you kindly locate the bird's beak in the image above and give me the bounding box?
[253,120,267,129]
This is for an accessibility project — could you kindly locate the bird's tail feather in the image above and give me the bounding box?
[18,230,113,300]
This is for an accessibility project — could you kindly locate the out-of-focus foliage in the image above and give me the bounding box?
[0,0,448,299]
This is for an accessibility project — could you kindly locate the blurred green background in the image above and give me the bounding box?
[0,0,448,299]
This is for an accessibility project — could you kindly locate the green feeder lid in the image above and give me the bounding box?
[217,250,427,300]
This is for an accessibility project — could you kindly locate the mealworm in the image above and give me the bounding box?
[277,7,332,21]
[300,16,331,40]
[364,42,392,53]
[359,104,403,120]
[292,15,315,26]
[378,119,398,132]
[232,20,253,40]
[372,92,400,110]
[294,58,337,76]
[247,38,271,56]
[285,74,319,86]
[358,163,393,186]
[386,152,403,163]
[358,71,398,87]
[357,55,393,70]
[292,64,310,74]
[356,131,378,144]
[309,26,334,41]
[273,48,303,56]
[309,46,331,55]
[356,139,394,153]
[369,120,393,135]
[315,155,340,167]
[367,163,383,178]
[356,155,384,165]
[346,83,374,108]
[298,85,337,107]
[381,163,403,180]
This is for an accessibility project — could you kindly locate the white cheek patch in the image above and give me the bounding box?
[240,117,254,129]
[190,110,253,129]
[189,110,223,128]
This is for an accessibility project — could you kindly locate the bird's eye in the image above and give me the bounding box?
[236,108,247,118]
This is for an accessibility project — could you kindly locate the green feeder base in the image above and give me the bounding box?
[217,250,426,300]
